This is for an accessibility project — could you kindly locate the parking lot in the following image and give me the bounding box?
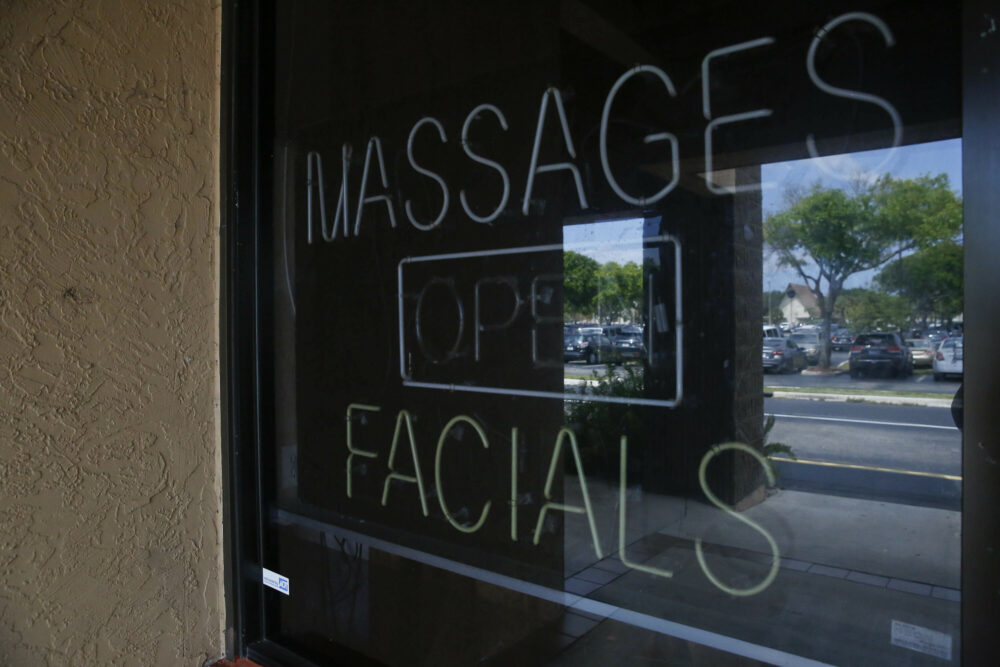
[565,350,962,394]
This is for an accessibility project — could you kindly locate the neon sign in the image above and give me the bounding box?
[304,12,901,241]
[306,10,909,601]
[346,404,781,597]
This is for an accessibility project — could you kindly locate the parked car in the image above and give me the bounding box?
[604,324,643,338]
[924,330,947,347]
[762,337,807,374]
[611,331,646,362]
[564,333,614,364]
[568,325,603,336]
[787,332,821,364]
[906,338,934,367]
[933,337,964,380]
[849,332,913,378]
[831,333,855,351]
[763,325,783,339]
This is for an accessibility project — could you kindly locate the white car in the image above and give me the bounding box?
[933,337,963,381]
[763,325,783,338]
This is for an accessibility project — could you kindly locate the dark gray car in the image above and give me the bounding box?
[762,337,807,373]
[788,332,821,364]
[564,333,614,364]
[612,336,645,363]
[849,332,913,378]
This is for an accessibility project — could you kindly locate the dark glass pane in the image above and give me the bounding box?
[264,2,963,663]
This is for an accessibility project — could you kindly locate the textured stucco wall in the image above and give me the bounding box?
[0,1,223,664]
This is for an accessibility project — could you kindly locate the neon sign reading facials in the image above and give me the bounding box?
[305,12,901,241]
[346,404,781,597]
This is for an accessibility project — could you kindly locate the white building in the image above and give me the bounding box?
[779,283,819,325]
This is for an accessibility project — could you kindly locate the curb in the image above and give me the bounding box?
[567,380,953,408]
[769,391,952,408]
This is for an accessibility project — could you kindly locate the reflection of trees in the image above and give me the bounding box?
[837,288,910,333]
[765,174,962,366]
[876,241,963,327]
[564,251,643,323]
[564,251,600,321]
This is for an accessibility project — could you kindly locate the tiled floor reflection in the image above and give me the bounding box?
[544,477,960,665]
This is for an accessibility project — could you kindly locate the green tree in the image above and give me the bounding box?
[619,261,643,318]
[838,288,911,333]
[764,174,961,368]
[594,261,643,323]
[876,241,963,327]
[596,261,624,323]
[563,251,600,320]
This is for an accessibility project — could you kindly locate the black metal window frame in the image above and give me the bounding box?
[221,1,1000,663]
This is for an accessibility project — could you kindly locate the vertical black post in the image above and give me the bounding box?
[222,0,269,656]
[961,2,1000,663]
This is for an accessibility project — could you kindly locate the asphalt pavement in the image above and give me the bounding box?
[767,398,960,473]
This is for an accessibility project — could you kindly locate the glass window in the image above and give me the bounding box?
[229,1,987,664]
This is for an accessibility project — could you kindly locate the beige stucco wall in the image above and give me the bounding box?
[0,1,223,664]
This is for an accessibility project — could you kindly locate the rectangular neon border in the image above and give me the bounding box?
[397,236,683,408]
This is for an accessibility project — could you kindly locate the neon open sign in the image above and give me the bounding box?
[397,236,682,407]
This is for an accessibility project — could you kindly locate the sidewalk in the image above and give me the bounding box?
[563,478,959,591]
[558,478,960,665]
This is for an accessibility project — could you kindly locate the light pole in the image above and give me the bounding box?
[597,272,601,324]
[767,279,772,326]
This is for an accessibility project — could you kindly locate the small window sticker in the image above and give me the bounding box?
[890,620,951,660]
[262,568,290,596]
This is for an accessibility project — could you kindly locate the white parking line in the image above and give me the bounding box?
[769,413,959,431]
